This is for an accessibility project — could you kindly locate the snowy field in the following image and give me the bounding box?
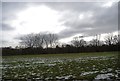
[2,52,120,80]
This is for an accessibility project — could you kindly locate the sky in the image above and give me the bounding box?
[1,0,119,47]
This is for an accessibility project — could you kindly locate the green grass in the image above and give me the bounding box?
[2,51,119,80]
[3,51,118,58]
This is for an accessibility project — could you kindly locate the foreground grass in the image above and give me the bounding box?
[2,51,120,80]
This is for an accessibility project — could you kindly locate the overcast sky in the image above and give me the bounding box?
[1,0,119,47]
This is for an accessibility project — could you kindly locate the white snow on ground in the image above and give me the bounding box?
[81,71,99,76]
[95,73,115,80]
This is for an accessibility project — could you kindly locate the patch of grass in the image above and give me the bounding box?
[3,51,118,58]
[2,51,119,80]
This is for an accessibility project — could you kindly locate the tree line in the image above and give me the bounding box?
[2,33,120,56]
[19,33,58,48]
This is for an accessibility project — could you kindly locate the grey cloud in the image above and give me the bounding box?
[2,40,8,44]
[1,2,118,47]
[4,2,117,39]
[2,23,15,31]
[1,2,29,32]
[56,2,118,38]
[2,2,24,18]
[0,39,8,47]
[2,2,29,24]
[44,2,102,12]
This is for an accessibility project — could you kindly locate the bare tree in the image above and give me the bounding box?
[71,37,79,47]
[104,33,114,45]
[19,33,58,48]
[112,35,119,45]
[19,33,35,48]
[71,36,86,47]
[89,34,102,46]
[79,39,87,47]
[45,33,58,48]
[20,33,44,48]
[43,34,49,48]
[89,39,100,46]
[33,33,44,48]
[118,34,120,44]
